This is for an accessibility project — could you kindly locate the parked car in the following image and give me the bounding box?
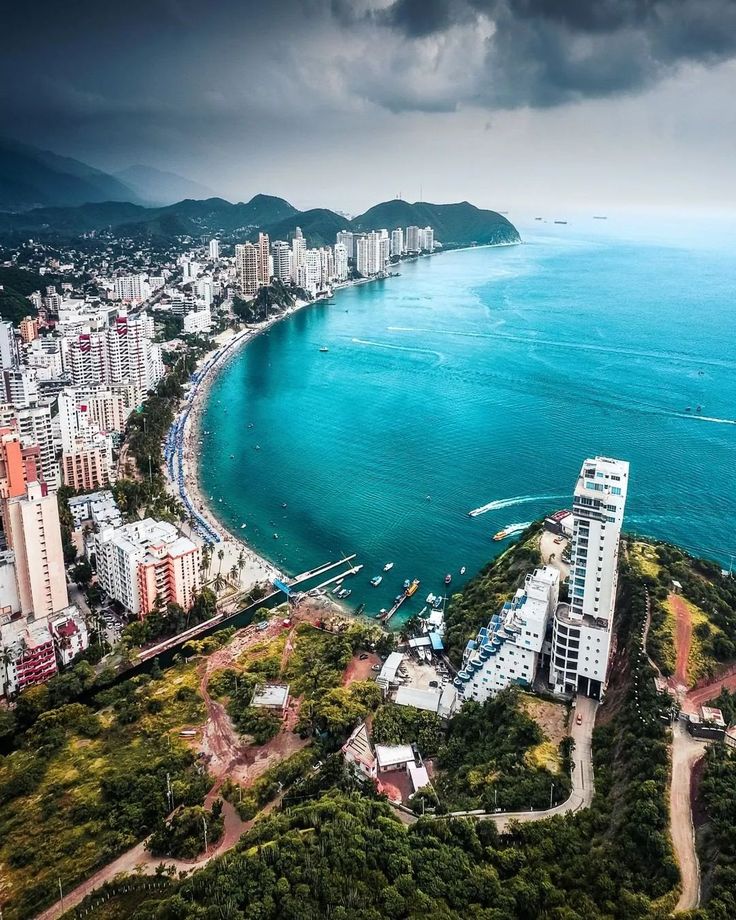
[429,680,439,688]
[359,653,369,660]
[576,713,583,725]
[371,664,381,672]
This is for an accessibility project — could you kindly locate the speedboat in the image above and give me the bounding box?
[383,562,394,571]
[370,575,383,587]
[460,566,466,575]
[403,579,410,589]
[444,574,452,585]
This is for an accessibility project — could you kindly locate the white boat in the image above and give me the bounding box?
[383,562,394,571]
[460,566,466,575]
[370,575,383,587]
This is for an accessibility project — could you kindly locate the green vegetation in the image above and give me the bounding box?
[232,280,298,324]
[0,267,45,323]
[705,688,736,726]
[698,743,736,917]
[120,590,217,651]
[444,523,542,664]
[151,308,183,342]
[0,662,207,919]
[122,555,683,920]
[372,703,445,753]
[148,801,224,859]
[222,749,318,821]
[435,689,571,812]
[630,539,736,680]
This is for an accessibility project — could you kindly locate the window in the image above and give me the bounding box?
[611,486,622,495]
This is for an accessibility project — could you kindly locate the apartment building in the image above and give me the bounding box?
[550,456,630,699]
[94,519,200,617]
[456,565,560,702]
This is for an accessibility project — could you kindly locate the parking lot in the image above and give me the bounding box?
[396,654,452,693]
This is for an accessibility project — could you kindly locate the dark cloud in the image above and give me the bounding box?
[361,0,736,109]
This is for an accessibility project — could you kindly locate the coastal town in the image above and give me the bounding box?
[0,215,735,920]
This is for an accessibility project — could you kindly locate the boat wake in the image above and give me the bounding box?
[501,521,533,535]
[679,414,736,426]
[351,338,443,360]
[468,494,565,517]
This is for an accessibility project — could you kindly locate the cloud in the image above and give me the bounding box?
[342,0,736,110]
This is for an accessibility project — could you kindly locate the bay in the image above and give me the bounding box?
[200,216,736,619]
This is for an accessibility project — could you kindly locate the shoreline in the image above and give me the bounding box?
[169,239,521,592]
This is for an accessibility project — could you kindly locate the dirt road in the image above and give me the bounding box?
[671,721,707,912]
[670,593,692,689]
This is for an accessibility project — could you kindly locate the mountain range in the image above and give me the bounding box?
[0,194,519,248]
[0,138,215,210]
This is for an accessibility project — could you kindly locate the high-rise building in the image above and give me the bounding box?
[336,231,354,260]
[0,404,58,489]
[258,233,271,285]
[2,368,39,407]
[291,227,306,277]
[235,243,260,296]
[356,231,387,277]
[334,243,349,282]
[419,227,435,252]
[406,225,421,253]
[550,456,630,698]
[0,322,19,371]
[271,241,292,282]
[208,239,220,261]
[114,274,151,304]
[94,518,200,617]
[4,479,69,619]
[390,229,404,257]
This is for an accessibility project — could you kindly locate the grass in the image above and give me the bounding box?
[649,598,677,676]
[684,597,725,684]
[630,541,661,579]
[0,662,205,920]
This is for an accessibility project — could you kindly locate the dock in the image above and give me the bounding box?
[384,591,409,624]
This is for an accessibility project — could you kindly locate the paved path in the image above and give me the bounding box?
[394,695,597,829]
[671,720,707,913]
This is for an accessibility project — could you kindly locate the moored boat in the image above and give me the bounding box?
[444,573,452,585]
[383,562,394,571]
[370,575,383,587]
[406,579,420,597]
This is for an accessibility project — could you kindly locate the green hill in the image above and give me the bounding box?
[353,199,519,247]
[262,208,351,247]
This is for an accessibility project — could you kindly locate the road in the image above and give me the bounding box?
[395,694,598,830]
[670,720,707,913]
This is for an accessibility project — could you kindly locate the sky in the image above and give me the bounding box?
[2,0,736,214]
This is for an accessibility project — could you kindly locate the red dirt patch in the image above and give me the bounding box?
[683,664,736,714]
[342,652,381,686]
[670,593,692,687]
[377,769,414,804]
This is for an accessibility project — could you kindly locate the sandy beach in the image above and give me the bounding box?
[167,305,312,593]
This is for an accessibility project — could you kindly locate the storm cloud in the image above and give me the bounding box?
[343,0,736,110]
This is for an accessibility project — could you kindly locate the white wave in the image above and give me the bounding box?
[679,414,736,425]
[468,493,565,517]
[351,338,443,359]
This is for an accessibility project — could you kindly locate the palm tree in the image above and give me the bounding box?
[213,572,226,594]
[237,550,246,584]
[217,548,225,575]
[229,564,238,585]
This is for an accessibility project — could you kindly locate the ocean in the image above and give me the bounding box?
[199,214,736,620]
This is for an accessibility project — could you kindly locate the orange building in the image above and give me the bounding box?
[61,446,110,491]
[136,536,201,616]
[19,316,40,344]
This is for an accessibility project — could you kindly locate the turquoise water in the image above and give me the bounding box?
[200,216,736,619]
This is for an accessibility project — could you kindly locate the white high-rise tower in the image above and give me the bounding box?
[551,455,629,699]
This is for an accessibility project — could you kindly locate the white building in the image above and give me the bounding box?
[50,606,90,667]
[0,402,58,488]
[271,241,292,282]
[405,226,421,253]
[208,239,220,262]
[334,243,349,282]
[93,518,199,617]
[183,309,212,335]
[0,321,20,370]
[419,227,435,252]
[336,230,354,260]
[551,456,630,699]
[291,227,306,277]
[456,565,560,702]
[67,490,122,531]
[114,274,151,304]
[2,368,39,407]
[390,228,404,257]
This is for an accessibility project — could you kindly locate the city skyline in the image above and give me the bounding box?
[2,0,736,214]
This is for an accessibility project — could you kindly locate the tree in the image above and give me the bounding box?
[217,547,225,575]
[229,564,238,584]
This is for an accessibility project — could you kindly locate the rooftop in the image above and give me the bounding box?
[251,683,290,709]
[375,743,415,769]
